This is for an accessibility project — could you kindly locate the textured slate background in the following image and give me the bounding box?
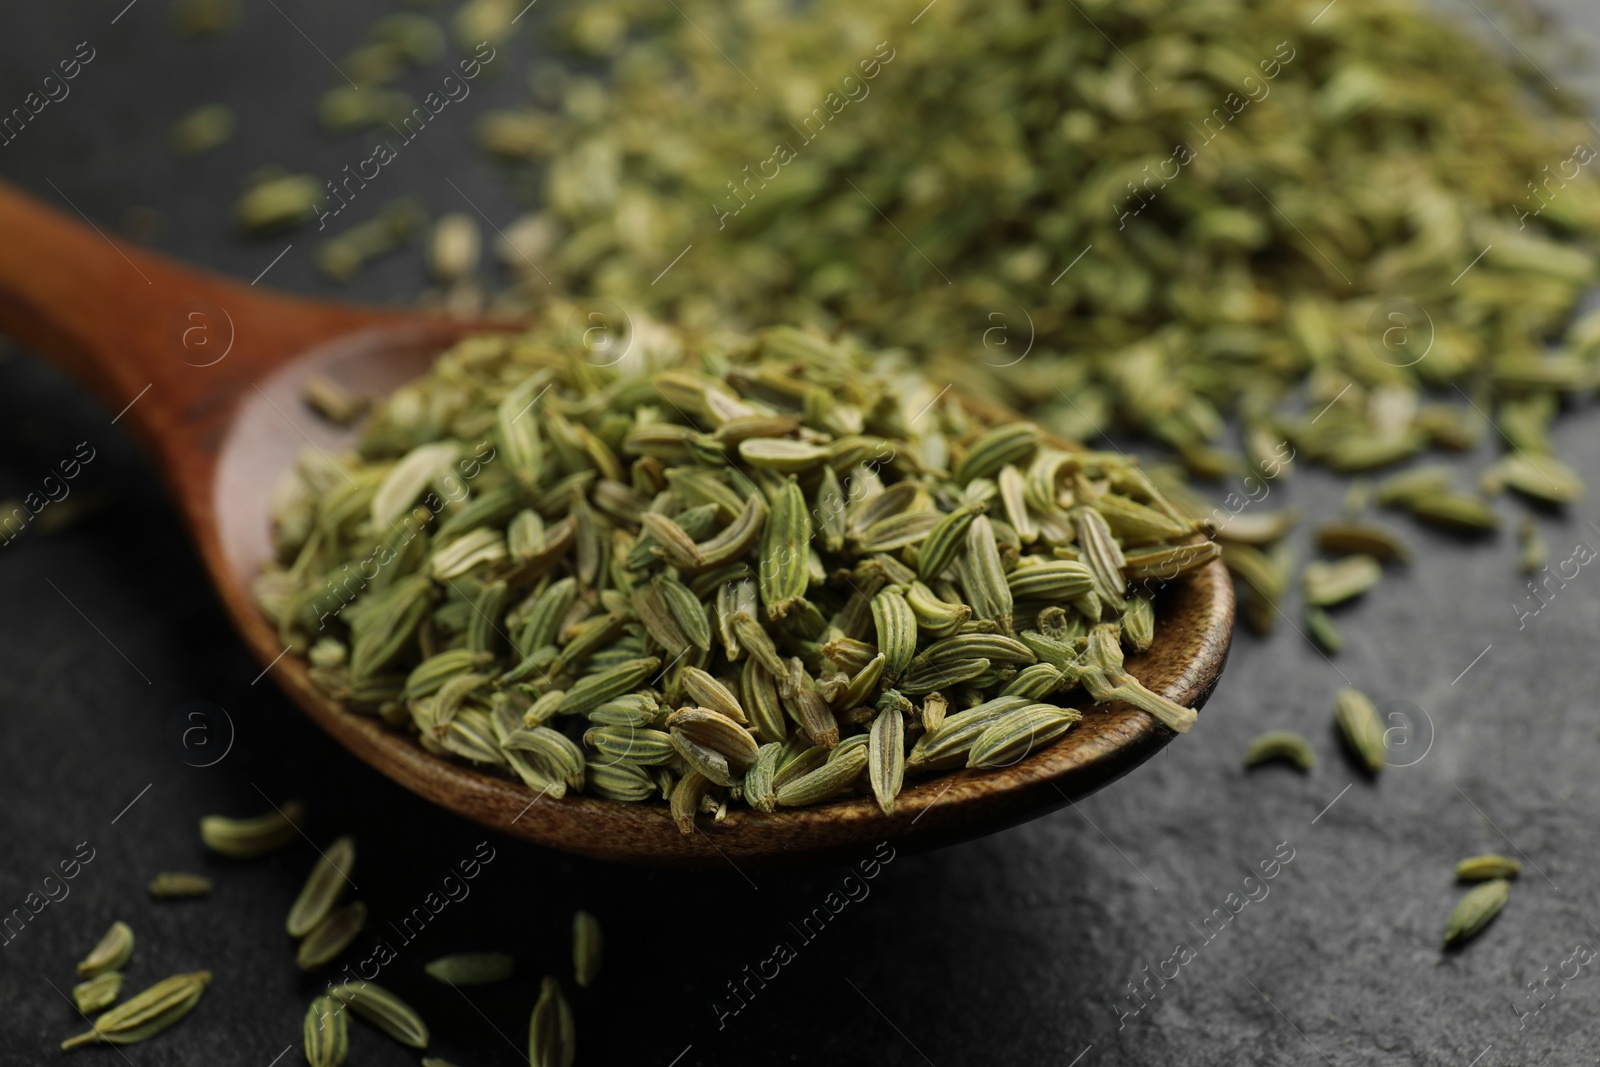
[3,2,1600,1064]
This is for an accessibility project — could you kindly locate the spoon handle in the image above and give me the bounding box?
[0,180,402,492]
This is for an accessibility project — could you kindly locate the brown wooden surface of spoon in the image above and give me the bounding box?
[0,179,1234,867]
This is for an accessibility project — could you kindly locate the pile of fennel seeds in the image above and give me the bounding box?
[254,319,1202,825]
[444,0,1600,628]
[483,0,1600,469]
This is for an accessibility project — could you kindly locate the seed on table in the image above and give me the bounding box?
[199,801,305,858]
[1454,854,1521,882]
[61,971,211,1050]
[76,921,133,978]
[1443,879,1510,946]
[148,872,212,899]
[425,952,515,986]
[1243,731,1315,772]
[573,911,603,988]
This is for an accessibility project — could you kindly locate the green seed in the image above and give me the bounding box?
[1518,518,1547,574]
[61,971,210,1050]
[583,724,676,765]
[76,921,133,979]
[297,901,367,972]
[1122,541,1222,582]
[695,493,769,569]
[870,587,918,685]
[302,376,370,425]
[1121,594,1155,652]
[1243,731,1316,772]
[954,424,1039,485]
[71,972,123,1015]
[1303,606,1344,655]
[587,760,656,801]
[528,976,576,1067]
[169,103,236,157]
[1313,521,1412,562]
[907,697,1034,769]
[670,769,711,833]
[1405,492,1500,534]
[962,515,1013,633]
[1497,452,1583,505]
[868,706,906,815]
[913,633,1035,668]
[317,87,415,135]
[233,174,323,234]
[555,657,661,716]
[1005,560,1096,601]
[780,659,841,748]
[1213,510,1300,546]
[1455,854,1521,882]
[425,952,515,986]
[573,911,603,988]
[905,581,973,637]
[898,656,991,696]
[917,502,984,580]
[1080,624,1197,734]
[286,836,356,937]
[1223,543,1287,635]
[669,708,760,771]
[758,477,811,620]
[199,800,305,857]
[1374,467,1456,508]
[503,726,585,790]
[370,14,446,65]
[1444,879,1510,946]
[169,0,240,38]
[1074,507,1128,608]
[147,872,212,899]
[741,745,782,815]
[738,437,832,471]
[966,705,1081,768]
[1303,555,1382,607]
[775,744,869,807]
[303,996,349,1067]
[1334,687,1386,774]
[326,981,429,1049]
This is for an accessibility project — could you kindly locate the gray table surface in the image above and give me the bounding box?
[3,2,1600,1064]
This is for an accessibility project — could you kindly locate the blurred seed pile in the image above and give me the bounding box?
[483,0,1600,455]
[438,0,1600,638]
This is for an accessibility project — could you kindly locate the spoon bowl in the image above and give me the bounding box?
[0,180,1233,866]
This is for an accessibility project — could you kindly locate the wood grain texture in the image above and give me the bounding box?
[0,178,1234,867]
[0,183,445,534]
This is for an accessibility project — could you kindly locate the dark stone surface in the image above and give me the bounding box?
[2,2,1600,1064]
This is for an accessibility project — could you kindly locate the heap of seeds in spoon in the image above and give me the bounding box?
[255,320,1204,821]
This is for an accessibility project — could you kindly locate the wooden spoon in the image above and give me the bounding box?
[0,180,1233,867]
